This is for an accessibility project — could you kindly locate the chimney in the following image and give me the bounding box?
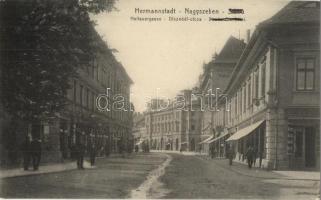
[246,29,251,43]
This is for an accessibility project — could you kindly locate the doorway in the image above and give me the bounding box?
[305,127,316,168]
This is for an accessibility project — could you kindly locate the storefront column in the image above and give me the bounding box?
[265,108,288,169]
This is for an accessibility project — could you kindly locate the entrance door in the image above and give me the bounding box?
[305,127,316,168]
[176,138,179,150]
[190,138,195,151]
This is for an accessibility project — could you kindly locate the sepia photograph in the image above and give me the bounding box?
[0,0,320,199]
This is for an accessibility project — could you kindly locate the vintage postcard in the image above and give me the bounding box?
[0,0,320,199]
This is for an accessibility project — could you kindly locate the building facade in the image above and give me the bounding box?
[209,1,320,170]
[146,89,202,152]
[198,36,246,154]
[0,26,134,164]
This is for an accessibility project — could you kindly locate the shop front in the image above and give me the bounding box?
[226,120,266,168]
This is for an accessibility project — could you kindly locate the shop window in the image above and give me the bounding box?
[294,129,303,157]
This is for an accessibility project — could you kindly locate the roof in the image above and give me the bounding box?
[225,1,320,94]
[91,26,134,84]
[213,36,246,63]
[259,1,320,27]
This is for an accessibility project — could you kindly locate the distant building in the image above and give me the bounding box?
[198,36,246,154]
[211,1,320,170]
[132,113,147,146]
[145,89,202,151]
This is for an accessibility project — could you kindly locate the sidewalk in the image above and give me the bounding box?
[150,150,320,181]
[0,160,98,179]
[0,153,134,179]
[202,156,320,181]
[150,150,207,156]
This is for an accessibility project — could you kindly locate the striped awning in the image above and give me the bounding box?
[226,120,264,141]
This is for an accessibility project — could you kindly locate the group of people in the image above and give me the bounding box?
[21,136,42,171]
[208,144,260,169]
[74,141,98,169]
[134,142,150,153]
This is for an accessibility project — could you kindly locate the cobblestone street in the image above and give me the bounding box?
[1,153,319,199]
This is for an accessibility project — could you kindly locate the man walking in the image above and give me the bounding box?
[30,138,42,170]
[245,145,254,169]
[210,145,215,159]
[227,145,234,166]
[89,143,96,166]
[21,136,31,170]
[76,140,85,169]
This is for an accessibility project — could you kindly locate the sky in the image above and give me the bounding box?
[92,0,290,112]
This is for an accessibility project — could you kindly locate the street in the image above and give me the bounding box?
[0,153,319,199]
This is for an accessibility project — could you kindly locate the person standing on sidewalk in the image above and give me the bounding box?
[210,145,215,159]
[227,146,235,166]
[89,142,96,166]
[245,145,254,169]
[30,138,42,170]
[76,140,85,169]
[21,136,31,170]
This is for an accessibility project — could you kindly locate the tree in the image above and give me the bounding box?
[0,0,116,122]
[0,0,116,165]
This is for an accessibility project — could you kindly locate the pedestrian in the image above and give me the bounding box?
[210,145,215,159]
[135,145,139,153]
[89,143,96,166]
[227,146,234,166]
[21,136,31,170]
[253,148,257,167]
[105,143,110,157]
[76,141,85,169]
[259,151,263,168]
[245,145,254,169]
[30,138,42,170]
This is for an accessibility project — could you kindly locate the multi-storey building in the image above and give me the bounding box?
[145,89,202,151]
[210,1,320,170]
[132,113,147,146]
[198,36,246,153]
[0,25,134,163]
[59,29,134,159]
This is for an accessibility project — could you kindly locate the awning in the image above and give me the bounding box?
[207,132,230,144]
[199,136,214,144]
[181,142,188,145]
[202,124,210,132]
[135,140,143,145]
[226,120,264,142]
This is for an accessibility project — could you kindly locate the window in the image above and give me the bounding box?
[86,88,90,108]
[243,86,246,112]
[73,80,77,102]
[80,85,83,106]
[261,62,266,97]
[255,69,259,99]
[247,79,251,107]
[294,129,303,157]
[234,94,237,116]
[83,88,87,108]
[296,57,315,91]
[239,90,242,114]
[191,124,195,131]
